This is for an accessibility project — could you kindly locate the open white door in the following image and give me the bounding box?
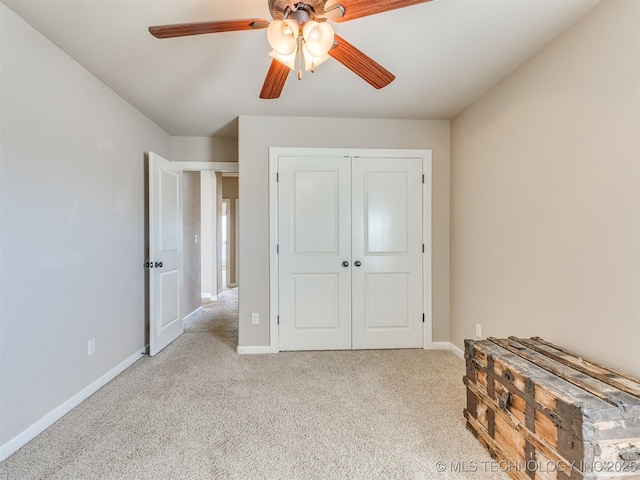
[149,152,183,356]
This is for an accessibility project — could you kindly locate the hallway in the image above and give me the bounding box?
[185,287,238,349]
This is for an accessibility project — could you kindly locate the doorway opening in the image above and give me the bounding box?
[198,168,239,303]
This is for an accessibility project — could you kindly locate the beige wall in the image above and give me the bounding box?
[182,172,201,316]
[222,176,239,199]
[238,116,450,348]
[450,0,640,377]
[171,136,238,162]
[1,5,170,447]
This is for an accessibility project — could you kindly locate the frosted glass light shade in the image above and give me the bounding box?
[267,19,299,55]
[302,44,331,71]
[269,50,297,70]
[302,21,334,58]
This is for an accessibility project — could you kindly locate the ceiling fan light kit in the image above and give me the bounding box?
[267,19,298,55]
[148,0,433,99]
[302,21,334,57]
[267,19,334,77]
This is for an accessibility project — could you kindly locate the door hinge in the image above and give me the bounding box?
[277,315,280,325]
[422,174,425,183]
[422,244,425,253]
[276,172,279,182]
[423,314,425,323]
[277,244,279,254]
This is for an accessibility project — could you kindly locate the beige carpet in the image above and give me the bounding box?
[185,288,239,338]
[0,290,507,479]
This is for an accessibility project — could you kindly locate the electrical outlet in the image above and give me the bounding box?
[251,313,259,325]
[88,338,96,355]
[475,323,482,338]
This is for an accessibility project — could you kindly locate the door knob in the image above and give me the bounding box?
[155,261,163,268]
[342,261,349,267]
[354,261,362,267]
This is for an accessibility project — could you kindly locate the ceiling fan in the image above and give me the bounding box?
[149,0,432,99]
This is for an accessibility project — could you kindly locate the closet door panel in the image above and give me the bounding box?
[278,156,352,351]
[351,157,423,349]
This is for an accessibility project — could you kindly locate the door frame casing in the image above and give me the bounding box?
[268,147,433,353]
[175,161,238,173]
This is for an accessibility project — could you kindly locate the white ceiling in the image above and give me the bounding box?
[2,0,599,137]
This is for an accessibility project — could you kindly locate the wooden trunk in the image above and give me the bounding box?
[464,337,640,480]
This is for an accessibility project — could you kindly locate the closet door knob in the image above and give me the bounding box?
[354,261,362,267]
[342,261,349,267]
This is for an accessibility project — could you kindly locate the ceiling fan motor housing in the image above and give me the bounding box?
[269,0,327,22]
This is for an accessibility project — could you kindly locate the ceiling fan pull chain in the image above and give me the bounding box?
[297,36,303,80]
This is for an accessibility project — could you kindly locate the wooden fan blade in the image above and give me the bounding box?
[149,19,269,39]
[329,0,432,23]
[259,59,290,99]
[328,35,395,89]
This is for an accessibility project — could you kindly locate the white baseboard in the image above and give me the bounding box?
[226,283,238,288]
[448,342,465,359]
[236,345,273,355]
[0,347,145,462]
[424,341,465,359]
[236,343,464,356]
[183,306,202,323]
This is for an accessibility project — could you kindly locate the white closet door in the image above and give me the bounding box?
[351,157,423,349]
[278,156,352,351]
